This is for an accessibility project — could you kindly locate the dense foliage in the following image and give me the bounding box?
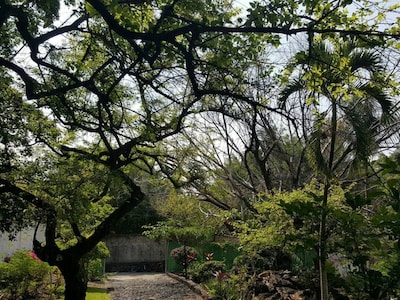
[1,0,400,299]
[0,250,63,299]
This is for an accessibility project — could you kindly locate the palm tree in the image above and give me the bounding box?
[279,37,396,300]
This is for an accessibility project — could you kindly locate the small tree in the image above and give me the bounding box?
[144,191,221,277]
[170,246,197,277]
[279,37,397,299]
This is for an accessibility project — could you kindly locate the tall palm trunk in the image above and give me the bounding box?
[319,179,330,300]
[319,97,338,300]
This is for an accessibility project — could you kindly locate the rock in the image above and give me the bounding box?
[256,270,307,300]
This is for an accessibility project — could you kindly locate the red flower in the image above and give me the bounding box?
[171,246,197,266]
[205,252,214,261]
[187,251,196,262]
[214,270,228,280]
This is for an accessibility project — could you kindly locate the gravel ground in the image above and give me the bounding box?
[107,273,205,300]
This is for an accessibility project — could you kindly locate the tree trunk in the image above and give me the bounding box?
[316,88,338,300]
[59,258,88,300]
[319,180,330,300]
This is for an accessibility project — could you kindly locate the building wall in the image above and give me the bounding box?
[1,230,166,272]
[0,227,45,260]
[104,234,166,272]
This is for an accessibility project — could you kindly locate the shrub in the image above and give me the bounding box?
[189,260,226,283]
[0,250,62,299]
[203,277,237,300]
[170,246,197,267]
[83,242,109,281]
[86,258,104,281]
[170,246,197,278]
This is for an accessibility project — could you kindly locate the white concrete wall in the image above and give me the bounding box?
[105,234,166,264]
[0,226,45,260]
[1,230,165,268]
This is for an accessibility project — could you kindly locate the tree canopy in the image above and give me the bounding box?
[1,0,400,299]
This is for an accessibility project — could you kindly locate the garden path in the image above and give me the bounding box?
[107,272,205,300]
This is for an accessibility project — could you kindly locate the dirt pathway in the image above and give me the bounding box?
[107,273,205,300]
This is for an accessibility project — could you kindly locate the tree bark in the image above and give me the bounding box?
[318,95,338,300]
[58,258,88,300]
[319,180,330,300]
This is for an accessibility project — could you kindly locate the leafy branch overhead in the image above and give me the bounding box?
[1,0,400,299]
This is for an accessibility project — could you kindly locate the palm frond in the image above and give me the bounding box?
[350,50,383,73]
[306,126,328,176]
[278,78,306,109]
[309,41,335,69]
[359,83,393,115]
[294,41,333,67]
[342,105,377,159]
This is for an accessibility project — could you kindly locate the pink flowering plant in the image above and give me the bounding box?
[29,251,40,260]
[0,250,63,299]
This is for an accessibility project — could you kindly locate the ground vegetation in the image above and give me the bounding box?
[1,0,400,299]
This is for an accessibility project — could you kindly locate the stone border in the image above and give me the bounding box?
[166,272,210,299]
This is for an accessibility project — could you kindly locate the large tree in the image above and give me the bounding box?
[0,0,264,299]
[1,0,400,299]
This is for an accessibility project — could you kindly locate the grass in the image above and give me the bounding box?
[86,286,110,300]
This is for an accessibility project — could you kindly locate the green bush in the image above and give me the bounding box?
[83,242,109,282]
[86,258,105,281]
[0,250,62,299]
[203,277,238,300]
[189,260,226,283]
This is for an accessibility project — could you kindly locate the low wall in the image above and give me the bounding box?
[0,226,45,260]
[104,234,166,272]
